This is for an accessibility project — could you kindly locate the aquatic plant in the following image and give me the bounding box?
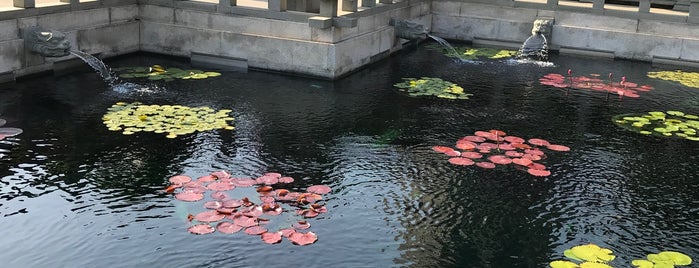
[432,129,570,177]
[102,102,235,138]
[647,70,699,88]
[165,171,330,246]
[632,251,692,268]
[540,71,654,99]
[426,44,518,60]
[394,77,472,99]
[612,111,699,141]
[550,244,616,268]
[113,65,221,81]
[0,118,23,141]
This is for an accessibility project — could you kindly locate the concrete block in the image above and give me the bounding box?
[554,11,637,33]
[176,0,217,11]
[17,17,38,30]
[430,15,469,40]
[357,15,376,34]
[268,20,311,39]
[140,21,220,57]
[110,5,139,23]
[0,40,23,74]
[310,27,340,43]
[191,52,248,71]
[334,17,358,28]
[389,7,410,20]
[431,1,461,16]
[460,4,537,22]
[77,22,140,57]
[495,19,532,43]
[378,26,394,53]
[680,39,699,62]
[36,8,111,31]
[0,20,19,41]
[139,4,175,24]
[638,20,699,38]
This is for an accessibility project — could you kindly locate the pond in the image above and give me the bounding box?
[1,43,697,267]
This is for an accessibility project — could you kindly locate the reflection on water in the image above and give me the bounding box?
[0,45,698,267]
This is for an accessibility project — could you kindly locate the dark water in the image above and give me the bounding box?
[1,44,697,268]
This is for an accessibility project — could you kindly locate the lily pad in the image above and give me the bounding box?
[102,102,235,137]
[426,43,518,60]
[647,70,699,88]
[613,111,699,141]
[115,64,222,81]
[394,77,473,100]
[540,71,653,99]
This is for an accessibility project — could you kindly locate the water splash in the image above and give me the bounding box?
[69,50,119,86]
[427,34,482,64]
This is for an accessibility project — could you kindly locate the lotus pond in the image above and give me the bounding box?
[0,43,698,267]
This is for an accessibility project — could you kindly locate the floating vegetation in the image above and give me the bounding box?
[632,251,693,268]
[432,129,570,176]
[394,77,472,99]
[0,118,23,141]
[165,171,329,246]
[426,44,518,60]
[647,70,699,88]
[550,244,616,268]
[113,65,221,81]
[612,111,699,141]
[102,102,235,138]
[540,70,654,99]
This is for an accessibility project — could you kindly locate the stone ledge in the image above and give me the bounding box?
[652,56,699,68]
[191,52,248,71]
[309,16,333,28]
[559,47,615,58]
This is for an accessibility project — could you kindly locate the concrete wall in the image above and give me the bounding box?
[432,0,699,66]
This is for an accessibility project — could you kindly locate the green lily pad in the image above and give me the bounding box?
[394,77,472,100]
[568,244,616,263]
[426,44,518,60]
[550,260,579,268]
[102,102,235,137]
[114,64,222,81]
[647,70,699,88]
[613,111,699,141]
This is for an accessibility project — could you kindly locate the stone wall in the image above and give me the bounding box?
[431,0,699,67]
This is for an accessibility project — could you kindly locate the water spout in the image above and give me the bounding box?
[515,18,553,62]
[22,26,71,57]
[69,50,119,86]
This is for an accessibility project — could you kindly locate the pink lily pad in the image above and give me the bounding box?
[231,178,257,187]
[204,201,223,209]
[528,162,547,170]
[261,231,283,244]
[188,224,215,235]
[280,228,296,238]
[432,146,455,153]
[293,220,311,230]
[222,199,243,208]
[528,138,550,146]
[462,135,486,143]
[194,210,226,222]
[456,141,477,150]
[216,221,243,234]
[461,152,483,159]
[289,231,318,246]
[210,191,229,200]
[211,170,230,180]
[175,191,204,202]
[444,150,461,156]
[512,158,533,166]
[527,168,551,177]
[0,127,23,138]
[546,144,571,152]
[307,185,332,195]
[169,175,192,184]
[448,157,475,166]
[264,172,282,178]
[476,162,496,169]
[488,155,512,165]
[504,136,525,143]
[505,151,524,157]
[256,175,279,185]
[278,177,294,183]
[207,181,235,191]
[232,214,258,227]
[197,174,218,182]
[245,226,268,235]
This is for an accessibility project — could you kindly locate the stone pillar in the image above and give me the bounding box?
[546,0,558,9]
[269,0,287,11]
[690,0,699,20]
[362,0,375,8]
[320,0,338,17]
[592,0,604,10]
[639,0,650,13]
[342,0,357,12]
[13,0,35,8]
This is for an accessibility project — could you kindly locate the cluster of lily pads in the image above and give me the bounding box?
[431,129,570,177]
[0,118,22,141]
[394,77,473,99]
[102,102,235,138]
[549,243,692,268]
[612,111,699,141]
[165,171,331,246]
[113,65,221,81]
[539,71,654,99]
[647,70,699,88]
[426,44,518,60]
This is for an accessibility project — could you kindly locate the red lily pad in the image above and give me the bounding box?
[488,155,512,165]
[188,224,215,235]
[204,201,223,209]
[241,206,264,217]
[207,181,235,191]
[307,185,332,195]
[456,141,477,150]
[512,158,533,166]
[216,207,236,215]
[310,203,328,214]
[194,210,226,222]
[289,232,318,246]
[211,170,230,180]
[462,135,486,142]
[210,191,229,200]
[264,172,282,178]
[462,152,483,159]
[231,178,257,187]
[504,136,525,143]
[280,228,296,237]
[293,220,311,230]
[432,146,455,153]
[175,191,204,202]
[261,231,283,244]
[547,144,571,152]
[256,175,279,185]
[245,226,268,235]
[278,177,294,183]
[522,153,542,161]
[169,175,192,184]
[524,148,545,156]
[527,168,551,177]
[505,151,524,157]
[260,196,276,203]
[448,157,475,166]
[222,199,243,208]
[0,127,23,138]
[444,150,461,156]
[197,174,218,182]
[528,138,550,146]
[528,162,547,170]
[476,162,496,169]
[216,221,243,234]
[232,214,258,227]
[300,209,319,218]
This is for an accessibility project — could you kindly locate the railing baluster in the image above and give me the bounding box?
[639,0,650,13]
[13,0,35,8]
